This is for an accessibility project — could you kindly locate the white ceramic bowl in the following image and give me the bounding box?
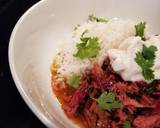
[8,0,160,127]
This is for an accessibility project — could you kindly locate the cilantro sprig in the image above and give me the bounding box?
[135,22,146,40]
[123,121,132,128]
[67,74,80,88]
[135,45,157,80]
[94,91,122,112]
[74,37,101,59]
[88,14,108,23]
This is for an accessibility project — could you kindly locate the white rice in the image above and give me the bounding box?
[54,18,137,78]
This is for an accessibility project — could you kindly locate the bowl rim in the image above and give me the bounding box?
[8,0,58,127]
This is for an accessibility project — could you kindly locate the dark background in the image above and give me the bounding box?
[0,0,46,128]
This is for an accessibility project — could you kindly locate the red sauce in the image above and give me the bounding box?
[52,83,85,128]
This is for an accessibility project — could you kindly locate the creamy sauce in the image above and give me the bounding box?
[108,35,160,82]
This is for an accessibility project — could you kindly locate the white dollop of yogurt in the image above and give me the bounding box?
[108,35,160,82]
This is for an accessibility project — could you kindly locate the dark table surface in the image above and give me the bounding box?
[0,0,46,128]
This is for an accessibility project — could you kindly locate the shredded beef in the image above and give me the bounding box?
[133,114,160,128]
[53,58,160,128]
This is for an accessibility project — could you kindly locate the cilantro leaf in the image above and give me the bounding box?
[135,45,157,80]
[74,37,101,59]
[94,91,122,111]
[110,100,123,110]
[81,30,88,37]
[95,92,112,111]
[123,121,132,128]
[80,37,90,43]
[135,51,154,68]
[142,68,154,80]
[142,45,157,60]
[105,92,115,102]
[88,14,108,23]
[67,74,80,88]
[135,22,146,39]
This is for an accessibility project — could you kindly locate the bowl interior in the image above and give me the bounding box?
[9,0,160,127]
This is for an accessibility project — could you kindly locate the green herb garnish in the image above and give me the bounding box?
[94,91,122,111]
[135,44,157,80]
[123,121,132,128]
[74,24,80,30]
[81,30,88,37]
[67,74,80,88]
[88,14,108,23]
[135,22,146,39]
[74,37,101,59]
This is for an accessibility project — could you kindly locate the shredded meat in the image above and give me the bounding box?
[133,114,160,128]
[63,81,89,116]
[53,58,160,128]
[118,94,145,108]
